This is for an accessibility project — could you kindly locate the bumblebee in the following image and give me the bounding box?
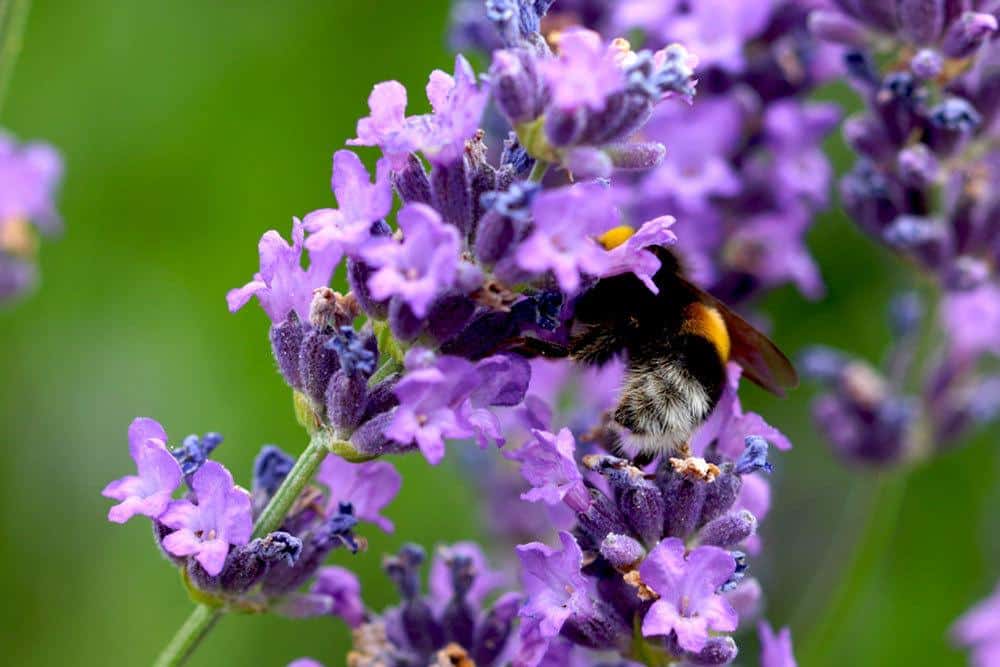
[511,246,797,458]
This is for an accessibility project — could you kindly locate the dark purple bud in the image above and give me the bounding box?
[392,153,433,205]
[884,215,952,267]
[352,410,414,457]
[560,598,630,650]
[799,345,850,383]
[425,293,477,344]
[898,0,945,44]
[853,0,898,32]
[220,532,303,594]
[440,554,476,649]
[698,473,742,527]
[474,211,519,265]
[843,49,881,88]
[576,486,632,546]
[432,158,473,238]
[599,533,647,570]
[605,142,665,171]
[565,146,613,179]
[942,11,998,58]
[299,328,340,405]
[661,474,707,539]
[252,445,294,514]
[888,290,924,337]
[490,49,545,125]
[472,592,521,666]
[841,160,901,235]
[388,298,424,342]
[809,10,871,44]
[929,96,982,132]
[348,221,392,319]
[544,107,586,147]
[910,48,943,79]
[584,455,665,546]
[843,114,894,160]
[171,432,222,477]
[385,544,445,655]
[682,637,739,665]
[326,326,377,377]
[699,510,757,549]
[897,144,938,188]
[362,375,400,422]
[877,72,923,144]
[735,436,773,475]
[269,311,306,389]
[261,504,361,595]
[325,370,368,432]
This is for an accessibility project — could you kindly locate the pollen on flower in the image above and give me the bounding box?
[623,569,658,601]
[598,225,636,251]
[669,456,721,482]
[0,217,37,257]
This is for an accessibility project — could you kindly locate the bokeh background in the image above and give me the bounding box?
[1,1,997,665]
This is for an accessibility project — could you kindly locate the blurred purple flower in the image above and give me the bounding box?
[941,283,1000,359]
[0,133,63,232]
[159,461,253,576]
[952,582,1000,667]
[102,418,182,524]
[227,218,341,324]
[303,149,393,255]
[538,28,625,111]
[360,203,461,318]
[759,621,797,667]
[314,454,401,533]
[310,566,366,628]
[764,101,841,208]
[429,541,507,614]
[640,538,738,652]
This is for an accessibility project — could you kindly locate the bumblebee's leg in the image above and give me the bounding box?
[501,336,570,359]
[630,450,657,468]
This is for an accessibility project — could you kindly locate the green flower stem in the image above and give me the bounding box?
[369,355,403,386]
[528,158,550,183]
[153,431,338,666]
[0,0,31,118]
[797,473,909,664]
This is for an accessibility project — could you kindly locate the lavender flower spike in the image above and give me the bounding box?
[640,538,738,653]
[227,217,341,324]
[102,417,183,524]
[159,461,253,576]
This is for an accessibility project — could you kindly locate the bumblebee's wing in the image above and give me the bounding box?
[682,278,798,396]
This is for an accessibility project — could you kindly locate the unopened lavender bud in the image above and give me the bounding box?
[897,144,938,188]
[299,328,340,405]
[270,311,306,389]
[699,473,742,526]
[683,637,739,665]
[392,153,433,205]
[432,158,473,238]
[854,0,900,32]
[799,345,849,383]
[586,455,665,546]
[605,142,665,171]
[472,592,521,666]
[884,215,951,267]
[808,10,870,45]
[348,221,392,319]
[351,410,413,457]
[327,326,377,377]
[385,544,445,654]
[930,97,982,132]
[426,293,477,344]
[252,445,294,513]
[325,370,368,432]
[699,510,757,549]
[171,432,223,477]
[600,533,647,570]
[544,107,586,147]
[441,554,476,648]
[388,298,424,342]
[910,48,943,79]
[898,0,945,45]
[735,436,773,475]
[577,486,631,546]
[661,475,707,539]
[942,12,998,58]
[490,49,544,125]
[362,375,400,421]
[565,146,613,179]
[220,531,303,594]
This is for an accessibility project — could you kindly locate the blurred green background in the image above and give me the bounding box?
[0,1,996,665]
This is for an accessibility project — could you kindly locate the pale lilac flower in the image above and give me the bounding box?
[516,183,620,293]
[942,282,1000,359]
[350,55,488,166]
[640,538,738,652]
[159,461,253,576]
[360,203,461,318]
[759,621,797,667]
[515,532,598,665]
[310,566,366,628]
[952,582,1000,667]
[693,363,793,458]
[102,418,182,524]
[764,101,841,208]
[727,213,825,299]
[227,218,341,324]
[314,454,401,533]
[507,428,589,511]
[303,149,393,255]
[600,216,677,292]
[538,28,625,111]
[287,660,323,667]
[0,134,63,232]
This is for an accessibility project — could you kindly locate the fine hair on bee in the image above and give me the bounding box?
[506,245,797,461]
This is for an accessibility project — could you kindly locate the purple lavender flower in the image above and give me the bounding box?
[102,418,182,524]
[952,581,1000,667]
[507,428,590,511]
[516,183,620,293]
[640,538,738,652]
[227,218,341,324]
[309,565,366,628]
[538,27,626,111]
[159,461,253,576]
[599,215,677,292]
[350,55,488,167]
[303,149,393,255]
[314,453,401,533]
[942,282,1000,360]
[359,203,461,318]
[759,621,798,667]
